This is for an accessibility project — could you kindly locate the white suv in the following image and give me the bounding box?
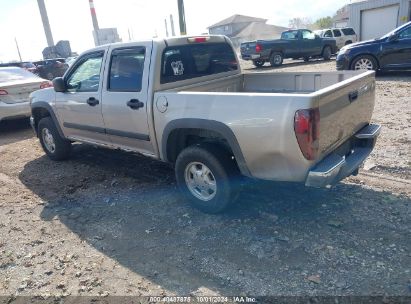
[315,27,358,50]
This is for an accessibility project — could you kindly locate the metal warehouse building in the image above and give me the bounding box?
[349,0,411,40]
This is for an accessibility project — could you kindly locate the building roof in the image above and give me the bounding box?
[234,22,288,39]
[208,14,267,29]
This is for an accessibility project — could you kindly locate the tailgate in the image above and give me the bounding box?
[316,71,375,158]
[240,42,256,56]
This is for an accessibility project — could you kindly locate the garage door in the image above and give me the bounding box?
[361,5,399,40]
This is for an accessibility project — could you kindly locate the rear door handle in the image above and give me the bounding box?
[127,99,144,110]
[86,97,99,106]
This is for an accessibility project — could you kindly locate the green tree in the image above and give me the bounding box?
[313,16,333,29]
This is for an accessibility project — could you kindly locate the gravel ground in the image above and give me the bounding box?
[0,59,410,298]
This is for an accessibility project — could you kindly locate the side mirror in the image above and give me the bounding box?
[388,33,399,42]
[315,34,320,39]
[52,77,66,92]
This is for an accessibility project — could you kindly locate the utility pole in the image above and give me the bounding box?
[164,19,169,37]
[15,38,22,62]
[170,14,176,36]
[177,0,187,35]
[36,0,54,47]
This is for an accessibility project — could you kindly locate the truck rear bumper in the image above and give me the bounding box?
[305,124,381,187]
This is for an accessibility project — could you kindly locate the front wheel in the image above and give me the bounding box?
[38,117,71,161]
[175,144,237,214]
[270,52,283,67]
[350,55,378,71]
[322,46,332,61]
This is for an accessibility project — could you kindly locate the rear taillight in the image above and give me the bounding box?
[294,108,320,160]
[0,89,8,95]
[40,81,53,89]
[255,44,263,52]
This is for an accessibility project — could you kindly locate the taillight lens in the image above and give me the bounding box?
[294,108,320,160]
[0,89,8,95]
[187,36,210,43]
[40,81,53,89]
[255,44,262,52]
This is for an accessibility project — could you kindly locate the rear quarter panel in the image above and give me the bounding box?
[153,91,315,181]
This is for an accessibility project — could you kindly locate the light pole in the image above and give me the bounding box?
[177,0,187,35]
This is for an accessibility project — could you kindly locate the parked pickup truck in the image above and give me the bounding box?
[241,29,338,67]
[30,35,380,213]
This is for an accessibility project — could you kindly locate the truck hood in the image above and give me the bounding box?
[30,87,55,105]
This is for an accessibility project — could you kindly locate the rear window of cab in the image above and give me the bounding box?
[160,43,238,84]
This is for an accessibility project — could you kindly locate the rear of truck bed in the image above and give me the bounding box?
[154,70,379,186]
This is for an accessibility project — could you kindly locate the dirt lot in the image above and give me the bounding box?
[0,60,410,299]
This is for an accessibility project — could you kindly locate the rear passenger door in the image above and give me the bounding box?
[101,43,154,155]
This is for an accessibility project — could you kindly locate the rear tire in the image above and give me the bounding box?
[322,46,332,61]
[269,52,283,67]
[175,144,238,214]
[38,117,71,161]
[252,60,265,68]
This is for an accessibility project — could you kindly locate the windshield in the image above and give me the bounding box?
[0,67,39,83]
[381,22,411,39]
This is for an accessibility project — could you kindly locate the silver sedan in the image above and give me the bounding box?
[0,67,52,122]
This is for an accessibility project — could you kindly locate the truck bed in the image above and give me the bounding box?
[155,70,376,181]
[171,71,367,94]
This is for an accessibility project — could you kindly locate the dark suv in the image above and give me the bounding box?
[336,21,411,71]
[34,59,69,80]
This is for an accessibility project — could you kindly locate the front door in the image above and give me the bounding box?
[381,26,411,69]
[55,50,108,144]
[101,43,154,155]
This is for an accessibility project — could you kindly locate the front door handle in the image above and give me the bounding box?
[127,99,144,110]
[87,97,99,106]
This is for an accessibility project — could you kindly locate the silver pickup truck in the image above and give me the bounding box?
[30,35,380,213]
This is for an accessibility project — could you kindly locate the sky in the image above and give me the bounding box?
[0,0,349,62]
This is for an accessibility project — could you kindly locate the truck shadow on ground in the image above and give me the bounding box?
[376,70,411,81]
[0,118,33,146]
[19,144,411,295]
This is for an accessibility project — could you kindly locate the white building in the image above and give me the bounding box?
[349,0,411,40]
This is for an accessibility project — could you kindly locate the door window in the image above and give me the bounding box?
[324,30,333,38]
[302,30,315,39]
[66,53,103,92]
[333,29,342,37]
[281,30,299,39]
[398,27,411,39]
[108,48,145,92]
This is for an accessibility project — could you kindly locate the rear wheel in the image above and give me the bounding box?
[252,60,265,68]
[175,144,238,214]
[322,46,332,61]
[38,117,71,161]
[269,52,283,67]
[350,55,377,71]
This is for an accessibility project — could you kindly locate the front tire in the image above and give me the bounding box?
[322,46,332,61]
[270,52,283,67]
[38,117,71,161]
[175,144,237,214]
[350,55,378,71]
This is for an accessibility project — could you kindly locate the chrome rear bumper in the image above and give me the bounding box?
[305,124,381,187]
